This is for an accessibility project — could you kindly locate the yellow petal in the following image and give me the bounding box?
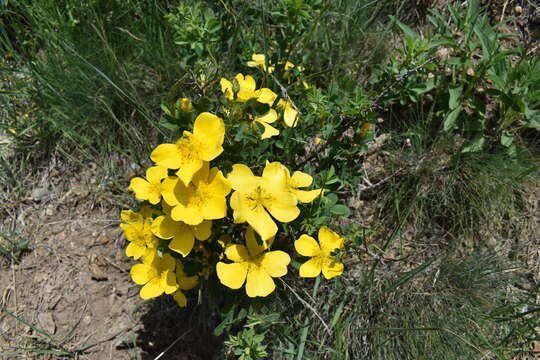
[176,158,203,187]
[191,161,210,184]
[283,105,298,127]
[120,209,141,223]
[162,270,179,294]
[220,78,234,100]
[193,112,225,161]
[321,258,344,279]
[227,164,259,192]
[140,278,163,299]
[191,220,212,241]
[172,291,187,307]
[284,61,295,70]
[256,88,277,106]
[151,216,177,239]
[250,53,266,65]
[216,262,248,289]
[169,228,195,257]
[294,189,323,203]
[202,196,227,220]
[171,204,204,226]
[126,241,146,260]
[207,167,232,196]
[256,108,278,124]
[261,251,290,277]
[245,226,266,257]
[161,177,180,206]
[261,161,287,188]
[245,267,275,297]
[225,244,250,262]
[294,235,321,257]
[151,143,182,169]
[318,226,344,255]
[236,73,256,92]
[257,120,280,140]
[230,191,247,223]
[290,171,313,188]
[129,177,153,201]
[265,196,300,223]
[130,263,156,284]
[161,253,177,272]
[245,204,278,241]
[178,274,199,290]
[299,257,323,278]
[146,165,168,184]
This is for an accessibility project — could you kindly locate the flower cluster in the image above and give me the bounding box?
[121,54,345,306]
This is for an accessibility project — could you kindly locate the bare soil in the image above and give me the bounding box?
[0,161,220,359]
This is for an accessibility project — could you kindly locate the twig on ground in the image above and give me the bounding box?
[153,329,192,360]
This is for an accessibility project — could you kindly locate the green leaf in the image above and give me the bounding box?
[331,204,350,217]
[500,132,514,147]
[466,0,480,23]
[461,136,486,153]
[524,111,540,130]
[448,84,463,109]
[390,16,418,40]
[474,24,494,57]
[443,105,462,132]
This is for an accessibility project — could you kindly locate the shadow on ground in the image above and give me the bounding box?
[135,296,222,360]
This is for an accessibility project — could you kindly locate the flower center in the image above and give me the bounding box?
[246,186,273,210]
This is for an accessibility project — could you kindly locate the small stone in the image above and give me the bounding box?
[37,312,56,335]
[31,187,49,202]
[89,263,108,281]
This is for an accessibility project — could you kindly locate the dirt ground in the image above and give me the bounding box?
[0,160,220,359]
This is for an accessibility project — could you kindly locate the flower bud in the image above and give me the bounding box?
[179,97,192,113]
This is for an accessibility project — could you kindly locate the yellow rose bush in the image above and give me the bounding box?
[120,54,360,309]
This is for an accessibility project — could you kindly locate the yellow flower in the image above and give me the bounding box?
[220,74,277,105]
[267,162,322,203]
[315,137,322,145]
[228,162,299,241]
[171,260,199,307]
[294,227,345,279]
[246,53,274,73]
[128,165,168,205]
[161,163,231,225]
[150,112,225,186]
[151,214,212,257]
[130,253,179,299]
[278,99,299,127]
[216,227,290,297]
[120,210,158,261]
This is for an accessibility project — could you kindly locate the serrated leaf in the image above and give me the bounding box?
[443,105,462,132]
